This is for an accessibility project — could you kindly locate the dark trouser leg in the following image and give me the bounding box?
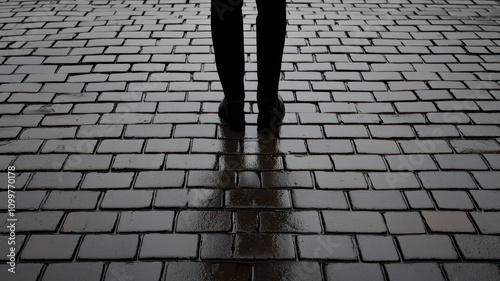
[256,0,287,103]
[211,0,245,102]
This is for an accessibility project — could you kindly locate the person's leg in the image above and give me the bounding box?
[211,0,245,102]
[255,0,287,133]
[255,0,286,103]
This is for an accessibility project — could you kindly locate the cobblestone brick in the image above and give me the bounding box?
[454,235,500,260]
[470,190,500,210]
[105,262,163,281]
[422,211,475,233]
[43,191,100,210]
[357,235,399,261]
[81,172,134,189]
[325,263,385,281]
[165,262,252,281]
[384,212,426,234]
[177,210,231,232]
[444,263,500,281]
[385,263,445,281]
[21,234,80,260]
[315,172,368,189]
[61,212,118,233]
[260,211,322,233]
[140,234,198,259]
[113,154,164,170]
[297,235,357,260]
[118,211,175,233]
[397,235,458,260]
[350,191,407,210]
[101,190,153,209]
[78,234,139,260]
[292,190,348,209]
[431,191,475,210]
[323,211,386,233]
[42,263,104,281]
[419,172,477,189]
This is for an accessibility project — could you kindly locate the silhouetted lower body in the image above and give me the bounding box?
[211,0,286,132]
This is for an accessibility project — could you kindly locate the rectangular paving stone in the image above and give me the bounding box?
[78,235,139,260]
[326,263,385,281]
[357,235,399,261]
[234,233,295,260]
[63,155,112,171]
[61,212,118,233]
[398,234,459,260]
[226,189,291,209]
[418,172,477,189]
[369,172,420,189]
[284,155,333,170]
[28,172,82,189]
[220,155,283,171]
[117,211,174,233]
[124,124,172,138]
[422,210,475,233]
[177,210,231,232]
[350,191,407,210]
[21,234,80,260]
[450,140,500,153]
[297,235,357,260]
[354,139,400,154]
[174,124,216,138]
[253,262,321,280]
[385,212,426,234]
[81,172,134,189]
[97,139,144,153]
[140,234,198,259]
[42,139,97,154]
[292,190,348,209]
[470,212,500,234]
[42,191,100,210]
[431,191,475,210]
[470,190,500,210]
[385,263,445,281]
[0,139,43,155]
[166,154,217,170]
[104,262,163,281]
[20,127,77,139]
[322,211,386,233]
[113,154,165,170]
[454,235,500,260]
[165,262,252,281]
[98,181,152,205]
[135,171,185,188]
[332,155,387,171]
[444,263,500,281]
[77,124,124,138]
[42,263,104,281]
[261,171,313,188]
[315,171,368,189]
[260,211,322,233]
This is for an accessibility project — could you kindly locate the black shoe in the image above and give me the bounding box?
[257,95,285,134]
[218,98,245,132]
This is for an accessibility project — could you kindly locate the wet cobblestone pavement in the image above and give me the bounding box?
[1,0,500,280]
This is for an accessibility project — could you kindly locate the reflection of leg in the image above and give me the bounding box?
[211,0,245,102]
[256,0,286,103]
